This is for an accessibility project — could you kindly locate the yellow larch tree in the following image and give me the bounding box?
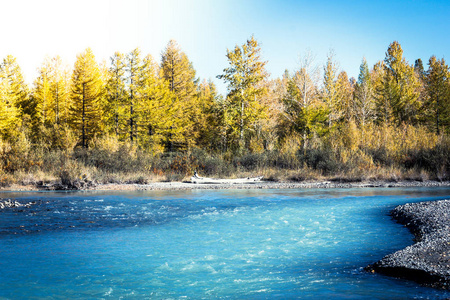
[69,48,105,148]
[161,40,200,150]
[217,36,269,153]
[0,55,28,138]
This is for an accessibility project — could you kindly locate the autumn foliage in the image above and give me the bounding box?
[0,39,448,185]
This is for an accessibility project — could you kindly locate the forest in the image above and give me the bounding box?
[0,37,449,187]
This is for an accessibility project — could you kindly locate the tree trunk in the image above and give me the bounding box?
[55,84,59,125]
[130,85,134,143]
[436,95,440,135]
[240,100,244,146]
[82,83,86,148]
[115,91,119,136]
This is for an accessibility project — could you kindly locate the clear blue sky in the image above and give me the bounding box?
[1,0,449,95]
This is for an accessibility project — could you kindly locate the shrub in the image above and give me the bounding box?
[266,151,301,170]
[58,159,83,187]
[366,147,394,167]
[403,137,450,180]
[288,174,305,182]
[0,133,33,172]
[0,172,14,187]
[199,156,234,177]
[297,148,338,175]
[233,153,261,171]
[163,172,185,182]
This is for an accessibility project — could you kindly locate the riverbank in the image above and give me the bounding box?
[367,199,450,289]
[1,179,450,191]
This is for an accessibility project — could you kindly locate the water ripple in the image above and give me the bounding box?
[0,188,450,299]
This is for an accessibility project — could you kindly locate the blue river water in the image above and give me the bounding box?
[1,187,450,299]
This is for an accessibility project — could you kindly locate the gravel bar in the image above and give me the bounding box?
[3,180,449,191]
[88,180,450,191]
[367,199,450,289]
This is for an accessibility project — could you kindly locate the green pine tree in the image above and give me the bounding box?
[425,56,450,134]
[379,41,421,125]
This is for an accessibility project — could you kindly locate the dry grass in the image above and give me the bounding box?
[0,124,448,188]
[14,170,57,186]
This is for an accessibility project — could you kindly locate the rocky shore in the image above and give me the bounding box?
[28,179,450,191]
[0,198,37,209]
[367,199,450,289]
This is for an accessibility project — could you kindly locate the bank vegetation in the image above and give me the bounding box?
[0,38,449,188]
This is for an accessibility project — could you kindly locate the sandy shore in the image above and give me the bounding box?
[367,199,450,289]
[1,180,449,192]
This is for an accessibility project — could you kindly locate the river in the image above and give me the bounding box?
[1,187,449,299]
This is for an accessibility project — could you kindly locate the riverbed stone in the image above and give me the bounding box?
[367,199,450,289]
[0,198,37,210]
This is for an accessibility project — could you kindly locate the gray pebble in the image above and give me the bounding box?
[367,199,450,289]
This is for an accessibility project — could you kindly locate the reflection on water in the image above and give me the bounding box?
[0,187,449,299]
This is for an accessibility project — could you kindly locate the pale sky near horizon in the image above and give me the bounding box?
[1,0,449,95]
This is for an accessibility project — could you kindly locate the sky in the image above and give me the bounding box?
[1,0,449,95]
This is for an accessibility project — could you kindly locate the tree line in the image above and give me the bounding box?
[0,37,449,181]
